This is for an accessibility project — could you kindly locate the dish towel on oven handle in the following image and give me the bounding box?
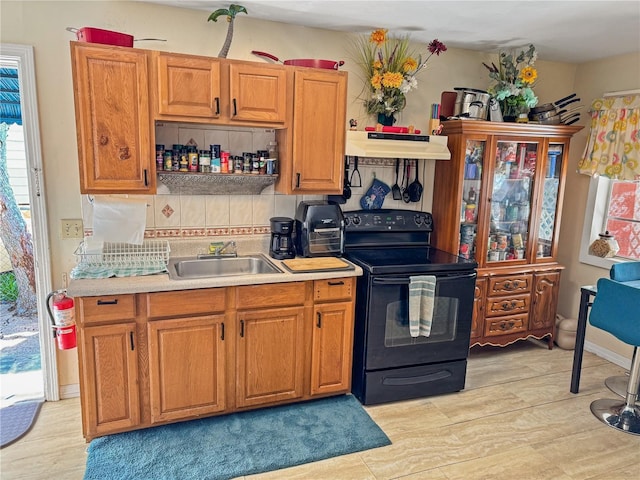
[409,275,436,337]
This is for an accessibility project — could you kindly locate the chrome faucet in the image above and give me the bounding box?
[198,241,238,259]
[218,241,237,256]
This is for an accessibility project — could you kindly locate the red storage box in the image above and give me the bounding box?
[68,27,134,47]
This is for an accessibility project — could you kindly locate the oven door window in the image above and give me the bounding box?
[385,295,456,346]
[366,272,476,370]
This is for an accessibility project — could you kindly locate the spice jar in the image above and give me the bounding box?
[589,231,620,258]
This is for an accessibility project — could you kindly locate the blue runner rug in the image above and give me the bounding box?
[0,399,43,448]
[84,394,390,479]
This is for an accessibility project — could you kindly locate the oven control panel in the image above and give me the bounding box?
[343,209,433,232]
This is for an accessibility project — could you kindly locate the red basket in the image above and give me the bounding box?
[67,27,133,47]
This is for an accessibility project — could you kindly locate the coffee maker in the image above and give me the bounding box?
[269,217,296,260]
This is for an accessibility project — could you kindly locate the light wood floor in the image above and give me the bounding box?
[1,340,638,479]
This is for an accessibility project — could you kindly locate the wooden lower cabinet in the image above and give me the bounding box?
[236,307,306,407]
[148,315,226,423]
[75,278,356,440]
[311,301,354,395]
[79,322,140,439]
[471,267,561,348]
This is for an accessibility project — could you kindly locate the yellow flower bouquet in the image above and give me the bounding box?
[353,29,447,124]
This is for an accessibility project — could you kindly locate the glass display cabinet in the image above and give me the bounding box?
[433,120,582,348]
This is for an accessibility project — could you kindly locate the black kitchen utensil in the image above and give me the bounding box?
[350,156,362,187]
[343,157,352,200]
[402,159,411,203]
[556,97,581,110]
[391,159,402,200]
[562,113,581,124]
[553,93,576,107]
[408,160,423,202]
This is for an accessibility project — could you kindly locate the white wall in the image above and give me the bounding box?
[3,0,627,390]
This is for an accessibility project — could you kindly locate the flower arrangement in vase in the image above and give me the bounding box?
[483,44,539,121]
[352,29,447,125]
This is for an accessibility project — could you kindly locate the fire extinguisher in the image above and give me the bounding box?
[46,289,77,350]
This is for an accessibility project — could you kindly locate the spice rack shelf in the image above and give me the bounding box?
[157,172,279,195]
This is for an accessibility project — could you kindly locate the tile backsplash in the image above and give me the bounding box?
[81,123,435,239]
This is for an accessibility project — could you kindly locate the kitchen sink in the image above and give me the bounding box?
[168,254,283,280]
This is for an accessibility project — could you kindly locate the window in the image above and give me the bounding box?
[605,180,640,259]
[580,176,640,269]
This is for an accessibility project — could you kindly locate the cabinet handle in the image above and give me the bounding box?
[316,312,322,328]
[221,322,225,341]
[296,173,300,188]
[240,319,244,337]
[232,98,237,116]
[215,97,220,115]
[143,169,148,186]
[97,299,118,305]
[328,281,344,286]
[129,332,135,351]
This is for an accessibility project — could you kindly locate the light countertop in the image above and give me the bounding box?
[67,238,362,297]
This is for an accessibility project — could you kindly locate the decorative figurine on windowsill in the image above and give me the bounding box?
[349,119,358,130]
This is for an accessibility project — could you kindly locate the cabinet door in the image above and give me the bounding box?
[148,315,226,423]
[291,68,347,193]
[80,323,139,437]
[70,43,154,194]
[486,139,539,264]
[228,63,287,123]
[236,306,305,408]
[471,277,487,340]
[534,142,569,260]
[155,53,221,118]
[311,301,354,396]
[530,271,560,331]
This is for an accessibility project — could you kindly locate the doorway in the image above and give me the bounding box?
[0,44,57,404]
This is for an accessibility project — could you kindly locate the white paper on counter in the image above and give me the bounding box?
[92,196,147,245]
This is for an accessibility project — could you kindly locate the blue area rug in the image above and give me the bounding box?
[84,394,390,480]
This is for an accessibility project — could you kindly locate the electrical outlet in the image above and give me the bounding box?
[61,219,83,239]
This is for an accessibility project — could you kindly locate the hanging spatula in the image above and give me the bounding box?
[391,159,402,200]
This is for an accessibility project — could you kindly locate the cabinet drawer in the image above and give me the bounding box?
[488,274,532,296]
[236,283,305,309]
[484,314,528,337]
[314,278,353,302]
[77,295,136,324]
[485,294,530,317]
[146,288,226,319]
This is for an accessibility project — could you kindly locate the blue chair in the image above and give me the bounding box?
[588,277,640,435]
[605,262,640,397]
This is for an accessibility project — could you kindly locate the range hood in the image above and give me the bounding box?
[345,130,451,160]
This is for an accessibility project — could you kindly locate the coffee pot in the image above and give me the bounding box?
[269,217,296,260]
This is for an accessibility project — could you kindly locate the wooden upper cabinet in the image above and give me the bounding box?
[70,42,155,194]
[228,62,288,124]
[287,68,347,193]
[154,52,222,119]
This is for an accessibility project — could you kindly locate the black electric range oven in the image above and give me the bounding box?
[343,209,477,405]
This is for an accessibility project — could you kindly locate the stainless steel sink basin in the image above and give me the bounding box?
[167,254,282,280]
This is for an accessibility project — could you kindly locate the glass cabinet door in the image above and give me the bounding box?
[458,139,485,261]
[535,143,564,259]
[487,140,537,263]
